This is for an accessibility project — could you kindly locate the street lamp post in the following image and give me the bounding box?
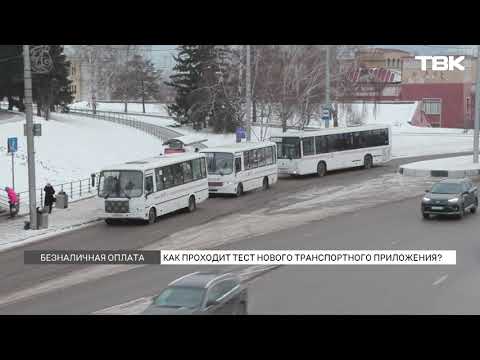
[474,45,480,163]
[23,45,37,229]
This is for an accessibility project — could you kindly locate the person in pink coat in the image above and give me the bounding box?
[4,187,18,216]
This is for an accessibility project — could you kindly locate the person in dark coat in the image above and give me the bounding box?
[44,183,55,214]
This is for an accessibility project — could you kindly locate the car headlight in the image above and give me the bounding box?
[448,198,459,203]
[423,197,431,202]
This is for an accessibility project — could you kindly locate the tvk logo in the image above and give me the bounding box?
[415,56,465,71]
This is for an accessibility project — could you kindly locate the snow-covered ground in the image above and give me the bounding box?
[0,113,164,193]
[403,156,480,171]
[72,102,170,117]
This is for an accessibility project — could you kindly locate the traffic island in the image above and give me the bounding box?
[399,155,480,178]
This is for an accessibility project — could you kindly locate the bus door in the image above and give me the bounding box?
[144,170,156,208]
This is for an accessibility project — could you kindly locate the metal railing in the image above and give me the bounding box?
[69,108,182,142]
[0,174,100,216]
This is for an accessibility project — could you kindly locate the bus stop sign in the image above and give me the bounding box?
[7,137,18,153]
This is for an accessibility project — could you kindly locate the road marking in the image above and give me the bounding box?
[93,297,153,315]
[432,274,448,286]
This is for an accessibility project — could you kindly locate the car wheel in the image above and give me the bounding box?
[147,208,156,225]
[317,162,327,177]
[422,212,430,220]
[364,154,373,169]
[262,177,269,190]
[236,183,244,197]
[187,196,196,213]
[235,301,248,315]
[471,198,478,214]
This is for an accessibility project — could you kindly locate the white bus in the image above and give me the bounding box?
[98,153,209,225]
[271,124,392,176]
[200,141,278,197]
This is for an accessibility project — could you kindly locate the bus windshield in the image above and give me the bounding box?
[98,170,143,198]
[204,152,234,175]
[273,137,301,159]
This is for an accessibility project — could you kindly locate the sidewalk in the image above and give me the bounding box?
[0,197,103,253]
[399,155,480,178]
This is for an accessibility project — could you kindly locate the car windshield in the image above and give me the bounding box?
[98,170,143,198]
[204,152,234,175]
[153,286,206,309]
[431,182,463,194]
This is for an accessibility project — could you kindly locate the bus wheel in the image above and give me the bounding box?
[187,196,196,212]
[364,155,373,169]
[236,183,244,197]
[147,208,157,225]
[105,219,116,225]
[317,162,327,177]
[262,177,269,190]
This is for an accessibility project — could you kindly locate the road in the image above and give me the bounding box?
[0,152,476,314]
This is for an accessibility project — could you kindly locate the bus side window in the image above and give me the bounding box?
[272,146,277,163]
[192,158,202,180]
[244,151,250,170]
[250,150,258,168]
[172,163,184,186]
[235,157,242,173]
[265,147,273,165]
[155,168,164,191]
[315,136,327,154]
[182,161,193,183]
[163,166,174,189]
[258,148,266,167]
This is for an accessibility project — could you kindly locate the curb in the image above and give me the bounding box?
[399,166,480,178]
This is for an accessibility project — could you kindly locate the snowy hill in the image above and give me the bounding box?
[0,113,164,193]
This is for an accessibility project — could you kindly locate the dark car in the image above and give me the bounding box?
[421,178,478,219]
[142,271,248,315]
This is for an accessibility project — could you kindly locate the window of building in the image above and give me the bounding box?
[422,99,441,115]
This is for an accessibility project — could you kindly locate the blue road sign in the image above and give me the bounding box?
[8,137,18,153]
[236,127,246,142]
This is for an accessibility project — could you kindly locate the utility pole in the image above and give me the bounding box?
[23,45,37,230]
[325,45,331,128]
[246,45,252,141]
[474,45,480,163]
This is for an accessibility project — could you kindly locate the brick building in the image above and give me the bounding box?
[338,48,477,128]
